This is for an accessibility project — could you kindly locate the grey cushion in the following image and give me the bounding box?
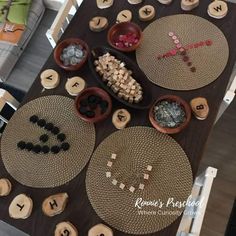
[0,0,45,82]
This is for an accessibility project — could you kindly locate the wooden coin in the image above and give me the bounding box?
[54,222,78,236]
[139,5,156,22]
[96,0,113,9]
[40,69,60,89]
[65,76,86,96]
[208,0,228,19]
[89,16,108,32]
[9,194,33,219]
[117,10,132,23]
[181,0,199,11]
[42,193,68,217]
[190,97,209,120]
[157,0,172,4]
[112,109,131,129]
[128,0,143,4]
[88,224,113,236]
[0,178,12,196]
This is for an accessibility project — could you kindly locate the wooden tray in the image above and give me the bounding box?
[89,47,152,109]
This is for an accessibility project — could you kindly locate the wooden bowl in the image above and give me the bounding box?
[89,47,152,110]
[75,87,112,123]
[54,38,89,71]
[149,95,191,134]
[107,22,142,52]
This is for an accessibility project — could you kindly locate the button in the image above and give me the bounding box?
[89,16,108,32]
[0,178,12,196]
[9,194,33,219]
[168,32,174,37]
[174,39,180,44]
[176,44,182,49]
[139,5,156,22]
[96,0,113,9]
[65,76,86,96]
[172,35,177,40]
[117,10,132,23]
[187,62,192,67]
[42,193,68,217]
[54,222,78,236]
[183,56,189,62]
[40,69,60,89]
[88,224,113,236]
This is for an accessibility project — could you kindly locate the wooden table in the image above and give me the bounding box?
[1,0,236,235]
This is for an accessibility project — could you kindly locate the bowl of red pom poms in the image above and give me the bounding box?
[107,22,142,52]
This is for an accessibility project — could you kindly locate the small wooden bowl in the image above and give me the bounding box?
[75,87,112,123]
[107,22,142,52]
[54,38,89,71]
[149,95,191,134]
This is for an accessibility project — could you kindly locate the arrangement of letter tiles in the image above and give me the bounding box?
[106,153,153,193]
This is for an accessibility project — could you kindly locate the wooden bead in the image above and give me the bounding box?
[190,97,209,120]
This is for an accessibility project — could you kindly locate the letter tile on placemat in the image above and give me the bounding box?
[86,126,193,234]
[1,95,96,188]
[136,14,229,90]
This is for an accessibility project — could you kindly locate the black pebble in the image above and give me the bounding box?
[80,99,88,107]
[100,100,109,109]
[29,115,38,123]
[79,106,87,115]
[61,142,70,151]
[45,123,54,131]
[17,141,26,150]
[88,95,98,104]
[42,145,50,154]
[86,110,95,118]
[25,142,33,151]
[32,145,41,154]
[51,127,60,135]
[57,133,66,142]
[51,145,60,154]
[37,119,46,127]
[40,134,49,143]
[89,103,97,110]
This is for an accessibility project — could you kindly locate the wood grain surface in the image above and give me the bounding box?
[1,0,236,235]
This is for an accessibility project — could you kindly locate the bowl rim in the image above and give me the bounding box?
[107,22,143,52]
[74,86,112,123]
[149,95,191,134]
[53,38,90,71]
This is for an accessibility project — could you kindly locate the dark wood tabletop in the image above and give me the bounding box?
[1,0,236,235]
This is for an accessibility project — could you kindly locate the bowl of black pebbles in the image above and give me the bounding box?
[75,87,112,123]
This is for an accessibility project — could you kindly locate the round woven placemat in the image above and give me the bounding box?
[136,14,229,90]
[86,127,193,234]
[1,95,96,188]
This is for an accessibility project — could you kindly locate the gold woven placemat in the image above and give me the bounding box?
[86,127,193,234]
[1,96,96,188]
[136,14,229,90]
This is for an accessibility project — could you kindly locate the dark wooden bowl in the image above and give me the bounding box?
[54,38,89,71]
[74,87,112,123]
[107,22,142,52]
[89,47,152,110]
[149,95,191,134]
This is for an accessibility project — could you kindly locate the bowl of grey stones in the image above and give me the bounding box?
[54,38,89,71]
[149,95,191,134]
